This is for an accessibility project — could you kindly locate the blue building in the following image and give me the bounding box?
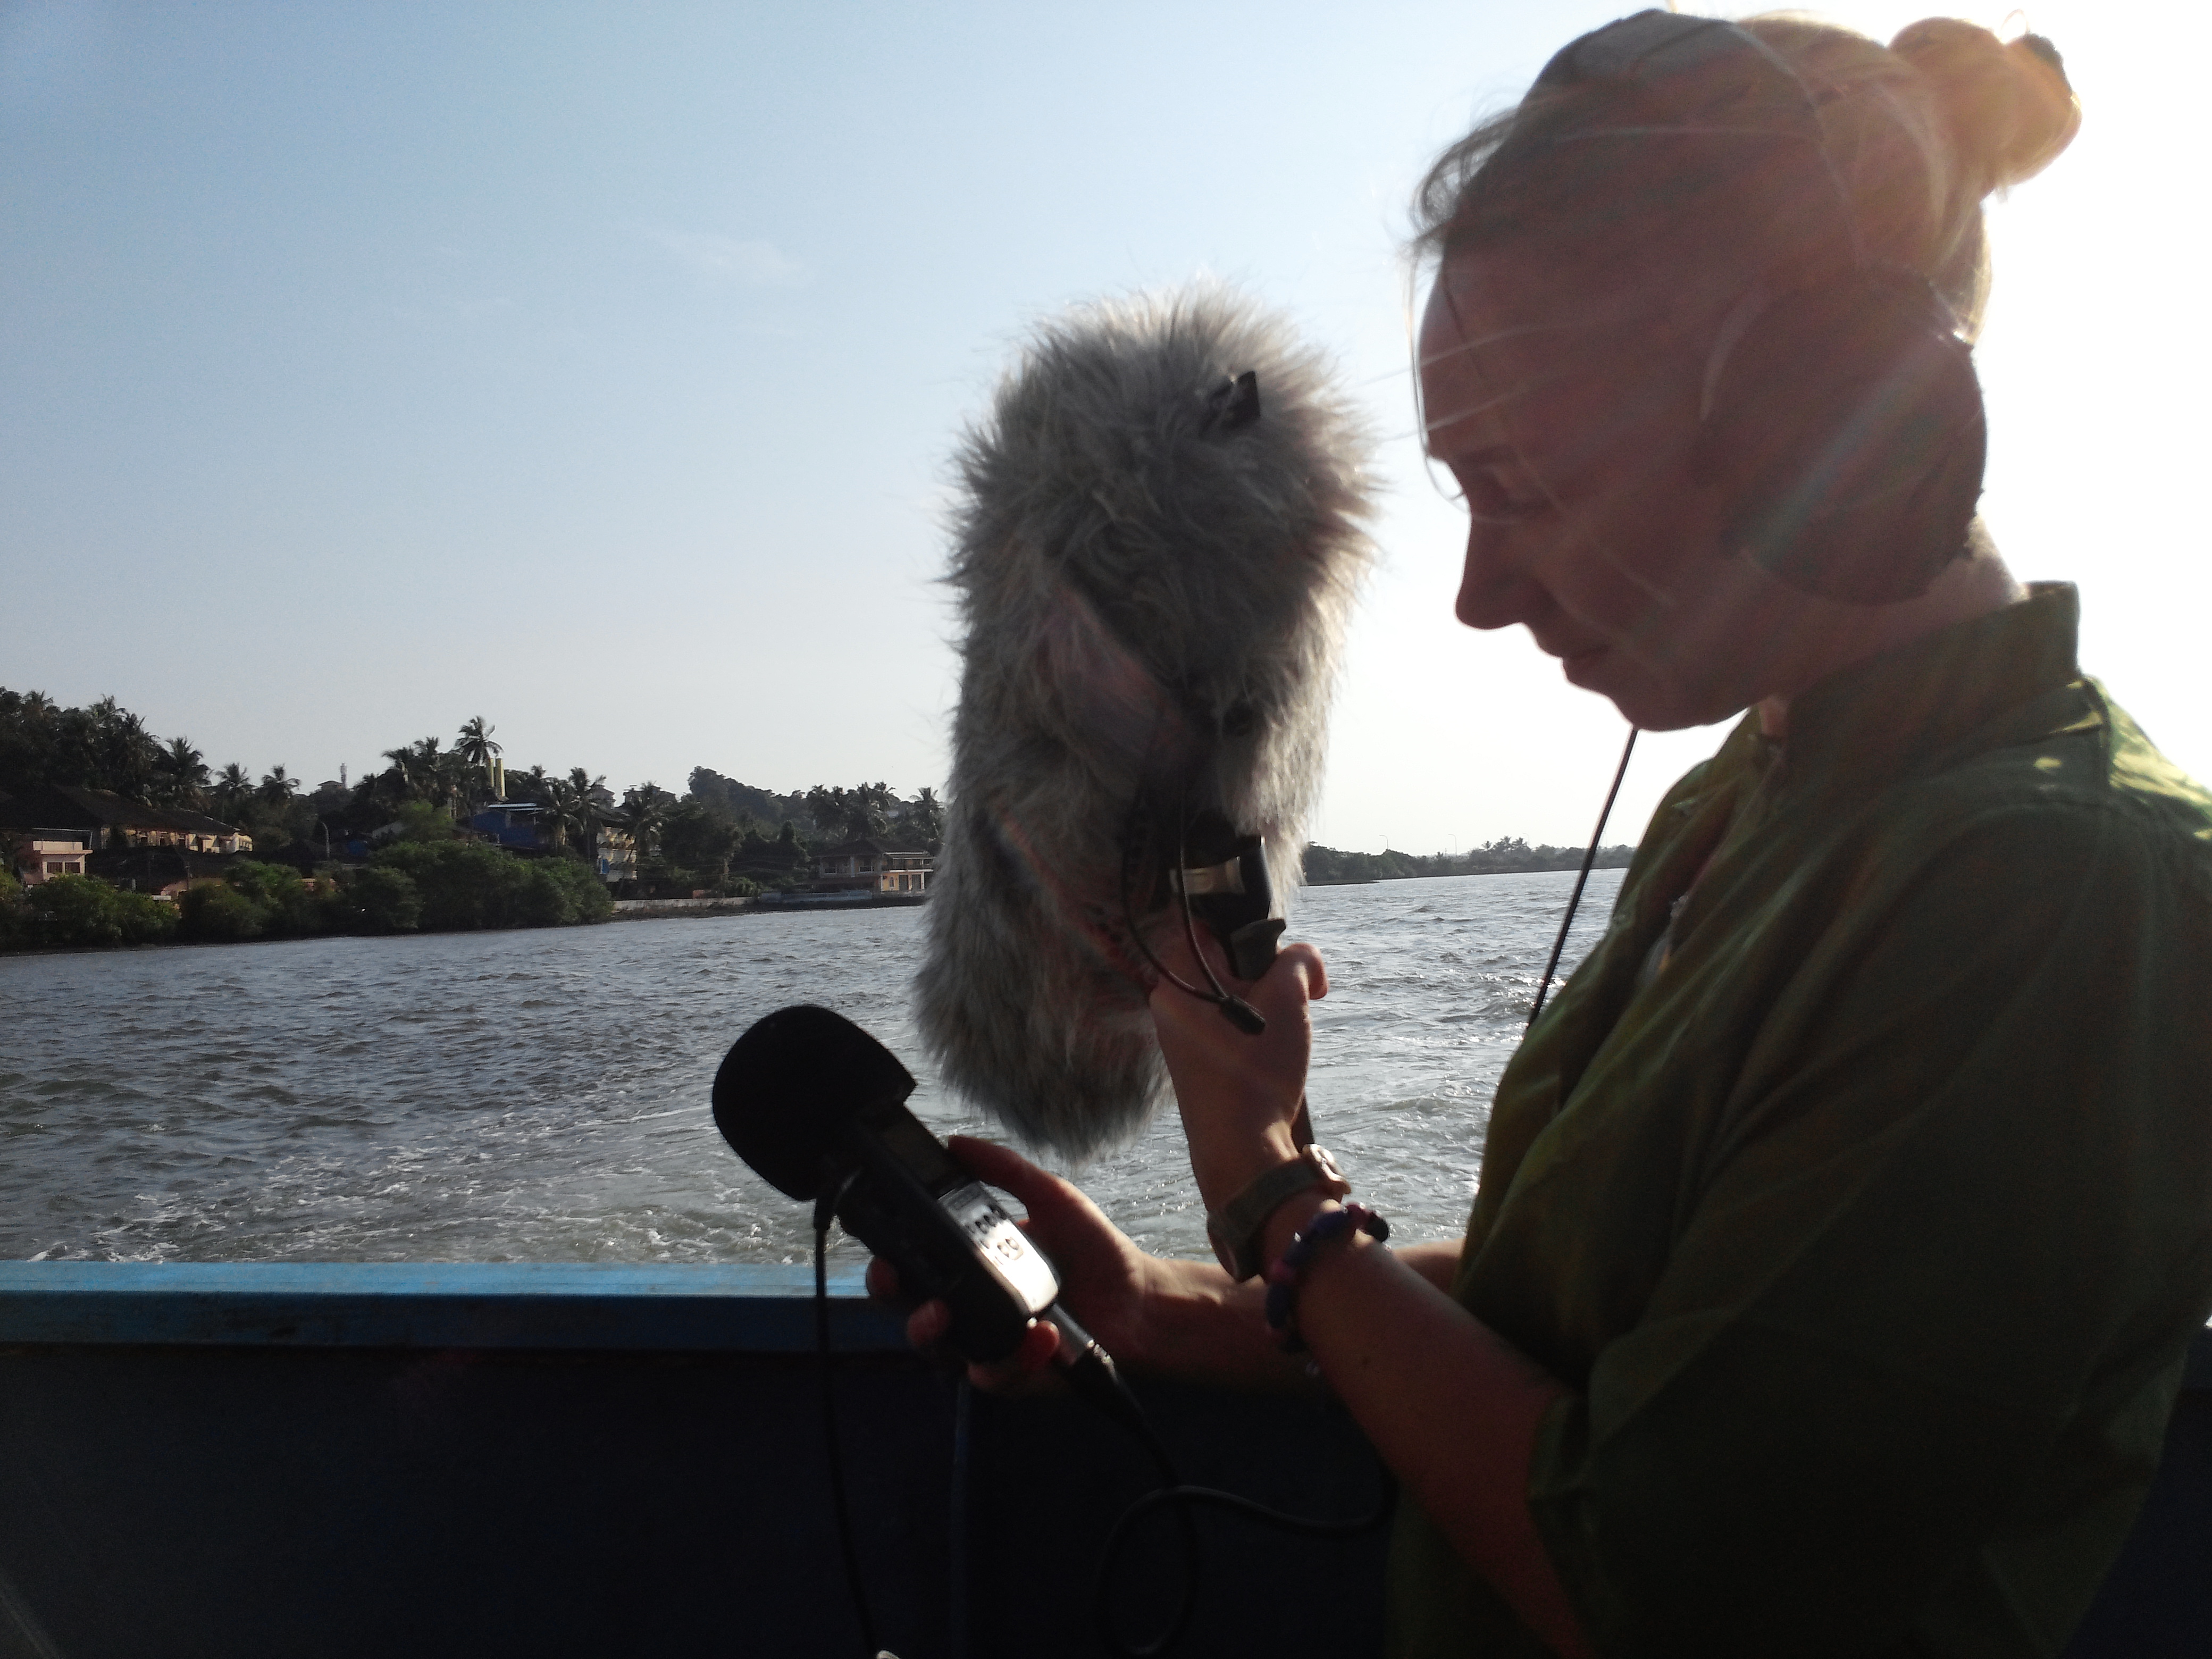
[470,802,552,851]
[468,801,633,884]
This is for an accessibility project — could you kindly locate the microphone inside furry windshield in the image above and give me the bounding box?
[914,284,1375,1161]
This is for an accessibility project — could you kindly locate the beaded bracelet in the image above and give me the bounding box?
[1262,1202,1389,1353]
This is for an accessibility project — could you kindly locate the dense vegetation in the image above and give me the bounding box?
[1301,837,1636,885]
[0,822,615,951]
[2,688,1633,949]
[0,691,950,949]
[0,867,180,949]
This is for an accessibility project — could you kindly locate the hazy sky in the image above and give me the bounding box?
[4,1,2203,851]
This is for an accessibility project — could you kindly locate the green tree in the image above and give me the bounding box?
[0,691,58,794]
[154,737,211,809]
[0,867,26,949]
[907,786,946,845]
[621,782,676,860]
[505,763,551,805]
[372,841,610,931]
[456,716,501,771]
[391,800,460,842]
[83,697,159,798]
[805,784,896,843]
[0,691,179,797]
[379,738,446,806]
[333,867,421,933]
[29,874,179,946]
[660,800,739,885]
[212,763,254,819]
[221,859,324,935]
[180,881,264,941]
[456,716,502,808]
[432,744,472,816]
[546,768,607,853]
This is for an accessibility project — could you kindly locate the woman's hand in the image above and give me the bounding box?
[1146,927,1329,1212]
[864,1135,1159,1393]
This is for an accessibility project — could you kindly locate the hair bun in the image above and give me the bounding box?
[1890,16,2082,191]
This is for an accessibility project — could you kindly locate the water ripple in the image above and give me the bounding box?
[0,870,1622,1264]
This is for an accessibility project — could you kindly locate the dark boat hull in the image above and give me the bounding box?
[0,1264,2201,1658]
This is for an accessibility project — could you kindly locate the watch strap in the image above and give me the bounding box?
[1206,1144,1351,1281]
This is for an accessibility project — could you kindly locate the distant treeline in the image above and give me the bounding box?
[0,691,947,879]
[1303,837,1636,885]
[0,688,957,950]
[0,818,614,952]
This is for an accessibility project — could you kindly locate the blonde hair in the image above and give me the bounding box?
[1414,14,2082,338]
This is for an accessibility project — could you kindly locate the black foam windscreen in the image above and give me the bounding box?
[710,1004,917,1201]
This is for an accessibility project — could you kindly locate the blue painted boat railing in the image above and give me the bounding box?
[0,1261,904,1353]
[1,1263,2204,1658]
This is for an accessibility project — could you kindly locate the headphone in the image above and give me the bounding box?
[1528,10,1988,605]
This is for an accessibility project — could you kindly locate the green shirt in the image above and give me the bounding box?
[1388,586,2212,1658]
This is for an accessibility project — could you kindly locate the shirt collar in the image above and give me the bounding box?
[1764,582,2084,789]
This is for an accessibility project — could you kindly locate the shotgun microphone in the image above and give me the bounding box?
[916,284,1376,1160]
[711,1003,1118,1383]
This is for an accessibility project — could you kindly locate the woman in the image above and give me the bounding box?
[883,13,2212,1655]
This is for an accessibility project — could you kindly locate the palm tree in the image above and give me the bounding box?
[375,751,410,803]
[380,737,445,805]
[86,697,158,798]
[456,716,502,805]
[545,778,580,851]
[908,786,946,846]
[455,716,501,769]
[155,738,211,809]
[805,784,885,843]
[621,783,675,860]
[506,764,551,805]
[432,747,473,817]
[259,765,297,806]
[213,763,254,819]
[547,769,606,853]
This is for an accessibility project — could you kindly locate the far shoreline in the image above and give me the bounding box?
[1304,861,1633,887]
[0,903,767,960]
[1,864,1633,959]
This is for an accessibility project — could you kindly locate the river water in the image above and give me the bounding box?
[1,869,1620,1267]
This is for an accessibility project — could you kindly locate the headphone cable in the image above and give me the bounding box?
[1527,726,1638,1030]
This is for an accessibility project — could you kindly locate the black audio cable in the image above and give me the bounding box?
[813,1183,886,1659]
[810,1219,1392,1659]
[1085,1381,1395,1658]
[1528,726,1638,1029]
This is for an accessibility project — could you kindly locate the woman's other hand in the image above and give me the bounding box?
[1147,927,1329,1212]
[863,1135,1159,1393]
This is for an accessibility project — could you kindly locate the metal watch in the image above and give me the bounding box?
[1205,1144,1351,1281]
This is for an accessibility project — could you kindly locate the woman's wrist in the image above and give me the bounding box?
[1260,1201,1392,1353]
[1188,1113,1304,1214]
[1131,1254,1313,1389]
[1258,1188,1339,1274]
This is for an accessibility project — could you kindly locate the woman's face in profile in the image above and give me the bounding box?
[1419,252,1806,731]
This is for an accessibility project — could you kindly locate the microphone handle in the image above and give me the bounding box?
[1213,914,1317,1153]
